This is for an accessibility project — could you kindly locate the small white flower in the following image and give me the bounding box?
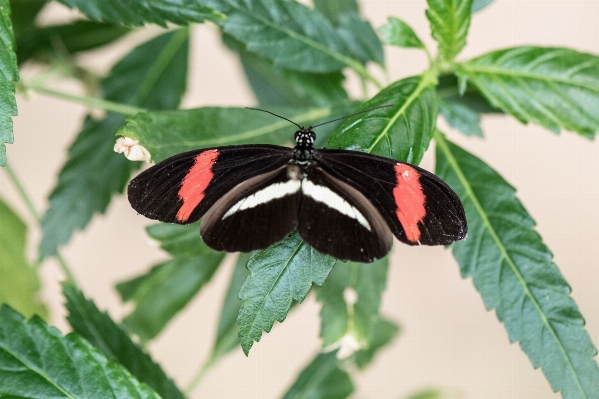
[114,137,151,162]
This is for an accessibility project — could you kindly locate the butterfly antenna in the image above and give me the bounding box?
[245,107,303,129]
[311,104,394,128]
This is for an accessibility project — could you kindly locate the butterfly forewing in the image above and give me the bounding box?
[314,149,467,246]
[128,145,291,224]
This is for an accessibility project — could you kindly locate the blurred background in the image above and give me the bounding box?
[1,1,598,398]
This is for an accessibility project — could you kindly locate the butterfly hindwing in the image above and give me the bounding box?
[127,145,292,224]
[314,149,467,246]
[201,166,301,252]
[297,167,393,262]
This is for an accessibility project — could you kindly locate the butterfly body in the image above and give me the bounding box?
[128,126,467,263]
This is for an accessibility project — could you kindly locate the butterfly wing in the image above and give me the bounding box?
[128,145,292,224]
[297,167,393,262]
[314,149,467,246]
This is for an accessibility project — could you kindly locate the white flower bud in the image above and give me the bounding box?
[114,137,151,162]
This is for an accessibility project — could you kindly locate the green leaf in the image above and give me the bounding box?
[435,133,599,399]
[351,316,399,369]
[243,59,349,108]
[472,0,494,13]
[328,75,438,165]
[52,0,224,27]
[281,351,354,399]
[335,13,384,67]
[317,258,389,348]
[0,305,161,398]
[9,0,45,35]
[237,232,336,355]
[63,283,186,399]
[437,73,500,114]
[0,198,47,319]
[39,29,189,258]
[210,253,251,361]
[118,106,336,162]
[17,20,131,64]
[426,0,472,63]
[117,223,225,341]
[458,47,599,138]
[313,0,359,25]
[439,100,483,137]
[102,29,189,109]
[224,34,349,108]
[311,1,383,67]
[0,0,18,167]
[379,17,424,49]
[210,0,366,73]
[39,115,137,259]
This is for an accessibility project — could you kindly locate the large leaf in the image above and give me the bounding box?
[208,0,368,74]
[281,351,354,399]
[335,13,384,67]
[457,47,599,138]
[52,0,224,26]
[237,232,336,355]
[0,305,161,398]
[223,34,349,108]
[39,29,189,258]
[118,106,336,162]
[317,258,389,348]
[64,283,186,399]
[379,17,425,50]
[117,222,225,341]
[17,20,131,64]
[0,198,47,319]
[439,100,483,137]
[312,0,358,25]
[435,133,599,399]
[437,73,500,137]
[39,115,137,259]
[328,75,438,165]
[9,0,45,34]
[0,0,18,167]
[436,73,499,114]
[426,0,472,63]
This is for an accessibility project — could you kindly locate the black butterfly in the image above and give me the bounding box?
[127,108,467,263]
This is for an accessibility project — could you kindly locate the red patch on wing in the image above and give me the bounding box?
[393,164,426,242]
[176,150,219,222]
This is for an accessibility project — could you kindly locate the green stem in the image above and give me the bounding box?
[4,162,78,283]
[23,83,146,116]
[185,357,215,395]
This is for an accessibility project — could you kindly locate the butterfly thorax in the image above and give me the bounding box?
[292,127,316,166]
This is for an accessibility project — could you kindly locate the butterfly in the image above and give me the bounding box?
[127,107,467,263]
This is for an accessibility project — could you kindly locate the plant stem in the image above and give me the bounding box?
[23,83,146,116]
[185,357,215,395]
[4,162,78,283]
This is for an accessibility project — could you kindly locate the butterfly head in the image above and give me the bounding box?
[294,127,316,145]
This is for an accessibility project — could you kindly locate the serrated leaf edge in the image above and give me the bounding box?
[238,241,304,354]
[434,131,587,397]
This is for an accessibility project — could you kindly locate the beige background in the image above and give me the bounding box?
[1,1,598,398]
